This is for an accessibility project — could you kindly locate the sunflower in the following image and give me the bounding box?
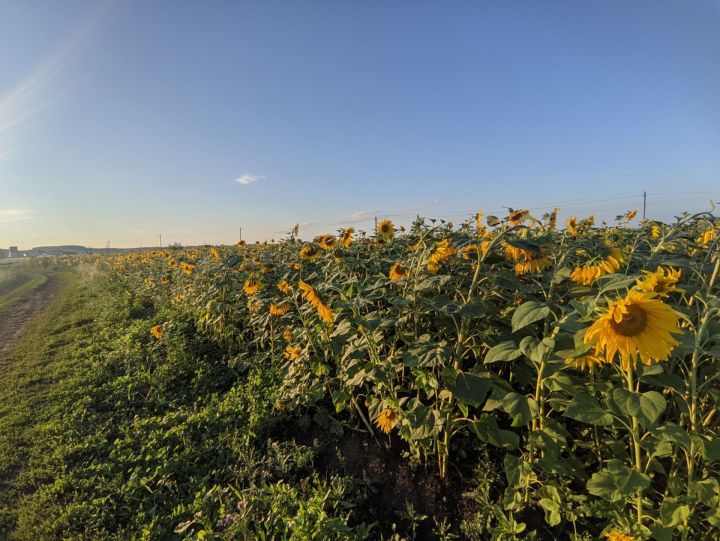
[298,280,334,324]
[548,208,559,230]
[514,256,552,276]
[566,216,578,235]
[150,325,165,340]
[696,229,716,246]
[284,345,302,361]
[623,210,638,222]
[570,247,625,286]
[375,409,398,434]
[584,290,683,371]
[507,209,529,225]
[650,224,661,239]
[340,227,355,247]
[475,211,484,230]
[282,328,293,342]
[247,298,262,314]
[243,279,262,295]
[428,239,456,273]
[316,234,336,250]
[603,532,635,541]
[635,267,683,297]
[210,247,220,260]
[269,302,291,316]
[564,353,607,373]
[236,240,246,247]
[503,243,533,262]
[180,262,196,275]
[377,219,394,241]
[277,279,292,295]
[300,244,321,262]
[389,262,407,281]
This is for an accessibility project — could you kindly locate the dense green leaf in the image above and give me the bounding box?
[511,301,551,332]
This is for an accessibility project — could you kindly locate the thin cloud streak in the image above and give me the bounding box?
[0,2,113,161]
[235,174,265,185]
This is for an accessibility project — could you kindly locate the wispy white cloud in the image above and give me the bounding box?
[0,2,112,161]
[0,209,34,224]
[235,174,265,185]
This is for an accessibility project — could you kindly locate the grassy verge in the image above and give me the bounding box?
[0,271,98,537]
[0,268,48,312]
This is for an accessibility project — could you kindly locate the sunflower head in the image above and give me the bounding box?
[623,210,638,222]
[584,289,683,371]
[636,267,683,297]
[284,345,302,361]
[570,246,625,286]
[566,216,578,235]
[375,409,398,434]
[696,229,716,246]
[378,219,395,241]
[564,353,607,373]
[300,244,321,262]
[340,227,355,247]
[389,262,407,281]
[243,279,262,295]
[507,209,529,225]
[150,325,165,340]
[650,224,661,239]
[269,302,291,316]
[316,234,336,251]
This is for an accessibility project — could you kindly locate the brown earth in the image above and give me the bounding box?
[0,275,60,360]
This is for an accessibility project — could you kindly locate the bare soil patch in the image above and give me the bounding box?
[0,275,60,360]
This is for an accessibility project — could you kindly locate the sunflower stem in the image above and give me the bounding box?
[625,368,644,526]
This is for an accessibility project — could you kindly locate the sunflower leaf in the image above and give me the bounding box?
[511,301,551,332]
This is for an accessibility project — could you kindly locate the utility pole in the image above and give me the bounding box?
[159,234,162,248]
[239,227,242,242]
[642,191,647,221]
[374,216,378,235]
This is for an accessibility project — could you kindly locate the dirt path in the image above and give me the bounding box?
[0,274,60,359]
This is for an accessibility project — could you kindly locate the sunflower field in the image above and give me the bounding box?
[11,209,720,540]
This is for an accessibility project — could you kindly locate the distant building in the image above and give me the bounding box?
[8,246,21,258]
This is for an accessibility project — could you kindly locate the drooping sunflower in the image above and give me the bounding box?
[316,234,337,250]
[282,328,293,342]
[180,262,196,275]
[635,267,683,297]
[584,289,683,371]
[374,409,398,434]
[389,262,407,281]
[623,210,638,222]
[210,247,220,260]
[696,229,716,247]
[299,243,321,262]
[570,247,625,286]
[269,302,292,316]
[150,325,165,340]
[650,224,661,239]
[377,219,394,241]
[277,279,292,295]
[246,297,262,314]
[340,227,355,247]
[475,211,484,231]
[507,209,529,226]
[243,279,262,295]
[514,255,552,276]
[564,353,607,373]
[566,216,578,235]
[284,344,302,361]
[298,280,334,324]
[428,239,456,273]
[547,208,559,230]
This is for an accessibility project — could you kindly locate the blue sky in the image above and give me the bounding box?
[1,1,719,248]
